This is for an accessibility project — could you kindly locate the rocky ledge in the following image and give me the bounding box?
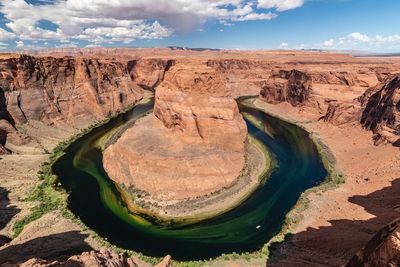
[346,218,400,267]
[18,250,171,267]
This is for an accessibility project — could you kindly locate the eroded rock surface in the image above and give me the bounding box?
[346,218,400,267]
[18,250,171,267]
[128,58,175,90]
[0,54,143,153]
[319,99,363,126]
[361,74,400,145]
[257,65,400,145]
[103,62,247,203]
[260,69,312,106]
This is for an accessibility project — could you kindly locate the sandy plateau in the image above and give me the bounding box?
[0,48,399,266]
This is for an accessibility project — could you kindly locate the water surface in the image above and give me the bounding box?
[53,98,327,260]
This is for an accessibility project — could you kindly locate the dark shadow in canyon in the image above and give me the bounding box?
[0,231,92,265]
[267,178,400,267]
[0,187,20,246]
[0,88,16,150]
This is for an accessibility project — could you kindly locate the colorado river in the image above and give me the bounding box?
[53,97,327,261]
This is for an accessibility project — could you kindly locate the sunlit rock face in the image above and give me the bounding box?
[260,69,312,106]
[361,74,400,146]
[103,62,247,201]
[0,55,143,154]
[346,218,400,267]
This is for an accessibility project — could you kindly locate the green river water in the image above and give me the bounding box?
[53,97,327,260]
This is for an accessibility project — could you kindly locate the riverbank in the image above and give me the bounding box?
[0,95,167,266]
[48,95,331,264]
[114,132,273,223]
[0,94,341,267]
[1,94,374,267]
[252,98,400,266]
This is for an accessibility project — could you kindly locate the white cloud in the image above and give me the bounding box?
[232,11,276,21]
[0,42,8,49]
[320,32,400,51]
[0,0,295,48]
[323,39,334,47]
[15,40,24,48]
[280,42,288,48]
[347,32,370,42]
[258,0,304,11]
[0,27,15,40]
[85,44,101,48]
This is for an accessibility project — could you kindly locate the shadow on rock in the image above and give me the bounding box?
[0,231,92,266]
[0,187,20,246]
[267,178,400,267]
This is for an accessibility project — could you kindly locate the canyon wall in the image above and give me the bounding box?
[0,51,398,150]
[128,58,175,90]
[361,74,400,145]
[0,50,399,265]
[346,218,400,267]
[260,69,312,106]
[255,65,400,145]
[0,55,143,152]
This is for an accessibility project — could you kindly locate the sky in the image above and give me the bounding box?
[0,0,399,52]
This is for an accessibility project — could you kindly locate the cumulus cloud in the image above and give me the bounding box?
[258,0,304,11]
[0,0,305,48]
[323,39,334,48]
[0,0,174,44]
[279,42,288,48]
[347,32,370,43]
[15,40,24,48]
[0,27,15,40]
[321,32,400,51]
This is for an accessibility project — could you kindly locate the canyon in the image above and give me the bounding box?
[0,49,399,266]
[102,61,253,219]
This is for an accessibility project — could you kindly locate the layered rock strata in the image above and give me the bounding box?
[258,67,400,145]
[260,69,312,106]
[0,55,143,153]
[361,74,400,145]
[103,62,248,212]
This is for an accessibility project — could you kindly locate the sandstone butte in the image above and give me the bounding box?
[0,48,399,266]
[102,61,249,217]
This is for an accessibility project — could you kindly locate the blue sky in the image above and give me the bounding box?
[0,0,399,52]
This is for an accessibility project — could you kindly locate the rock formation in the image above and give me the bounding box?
[18,250,171,267]
[0,55,143,153]
[1,49,400,265]
[361,74,400,146]
[320,100,362,125]
[257,66,400,146]
[346,218,400,267]
[128,58,175,90]
[1,51,396,153]
[103,62,247,205]
[260,69,312,106]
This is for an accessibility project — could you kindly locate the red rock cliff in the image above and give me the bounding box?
[0,55,143,152]
[361,74,400,146]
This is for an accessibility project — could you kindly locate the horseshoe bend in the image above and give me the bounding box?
[102,63,271,220]
[0,25,400,267]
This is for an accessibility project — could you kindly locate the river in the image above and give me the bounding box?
[53,97,327,261]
